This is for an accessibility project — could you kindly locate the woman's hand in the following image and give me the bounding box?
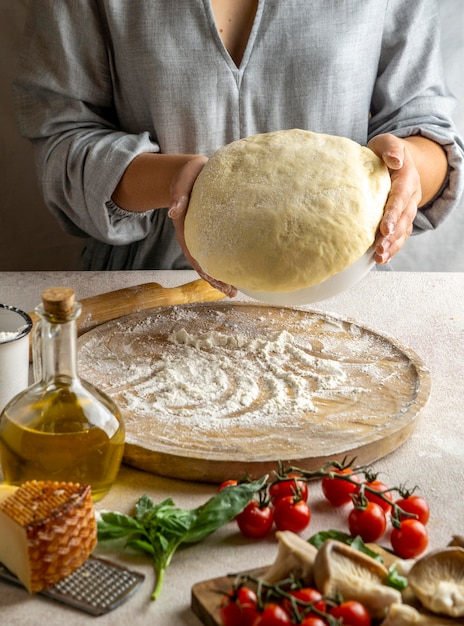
[367,133,422,265]
[169,156,237,297]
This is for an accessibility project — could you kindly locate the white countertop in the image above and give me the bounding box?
[1,270,464,625]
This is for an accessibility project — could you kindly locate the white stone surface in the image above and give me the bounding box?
[0,269,463,625]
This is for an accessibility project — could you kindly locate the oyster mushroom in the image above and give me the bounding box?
[380,603,457,625]
[314,539,402,619]
[261,530,317,585]
[408,547,464,617]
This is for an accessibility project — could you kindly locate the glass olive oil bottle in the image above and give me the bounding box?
[0,287,125,501]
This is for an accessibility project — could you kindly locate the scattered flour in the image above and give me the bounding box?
[77,304,423,458]
[120,327,333,417]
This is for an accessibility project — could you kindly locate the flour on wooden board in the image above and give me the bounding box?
[77,304,421,459]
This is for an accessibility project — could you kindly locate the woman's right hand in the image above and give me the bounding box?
[168,156,237,297]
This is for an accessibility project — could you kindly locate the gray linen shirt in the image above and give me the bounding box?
[14,0,464,270]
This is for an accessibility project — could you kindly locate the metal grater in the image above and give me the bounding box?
[0,556,145,616]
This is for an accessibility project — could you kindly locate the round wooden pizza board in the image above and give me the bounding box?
[77,302,431,483]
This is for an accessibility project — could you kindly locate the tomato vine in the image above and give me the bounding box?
[227,457,430,559]
[220,572,372,626]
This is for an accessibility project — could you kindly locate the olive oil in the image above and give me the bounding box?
[0,288,125,501]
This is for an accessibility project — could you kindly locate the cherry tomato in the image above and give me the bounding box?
[300,617,327,626]
[220,586,259,626]
[348,501,387,542]
[364,479,394,512]
[329,600,371,626]
[252,603,291,626]
[282,587,326,618]
[218,479,238,491]
[269,474,309,503]
[390,519,429,559]
[236,500,274,538]
[395,494,430,525]
[273,495,311,534]
[321,468,360,506]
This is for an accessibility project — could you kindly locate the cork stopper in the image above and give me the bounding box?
[41,287,76,319]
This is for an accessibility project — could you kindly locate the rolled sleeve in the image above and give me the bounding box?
[368,0,464,232]
[36,127,161,244]
[13,1,161,245]
[392,125,464,234]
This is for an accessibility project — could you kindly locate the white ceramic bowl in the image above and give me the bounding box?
[238,247,375,306]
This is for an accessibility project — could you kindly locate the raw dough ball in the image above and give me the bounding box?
[184,129,391,292]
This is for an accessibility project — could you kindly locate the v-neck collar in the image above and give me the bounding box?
[202,0,265,72]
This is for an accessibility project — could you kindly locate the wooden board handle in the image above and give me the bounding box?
[76,278,226,334]
[28,279,225,357]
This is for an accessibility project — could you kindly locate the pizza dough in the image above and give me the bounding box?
[184,129,391,292]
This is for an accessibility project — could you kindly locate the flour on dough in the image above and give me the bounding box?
[184,129,391,292]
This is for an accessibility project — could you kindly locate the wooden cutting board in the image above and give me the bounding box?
[190,546,405,626]
[77,302,431,483]
[191,568,265,626]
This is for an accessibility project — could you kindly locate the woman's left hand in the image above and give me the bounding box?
[367,133,422,265]
[168,156,237,297]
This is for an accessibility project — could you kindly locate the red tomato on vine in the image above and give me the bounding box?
[390,518,428,558]
[364,479,393,512]
[300,617,327,626]
[329,600,372,626]
[321,468,360,506]
[282,587,326,618]
[269,474,309,503]
[220,586,259,626]
[348,501,387,542]
[252,602,291,625]
[273,495,311,533]
[395,494,430,525]
[236,500,274,538]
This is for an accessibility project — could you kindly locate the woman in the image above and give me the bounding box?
[14,1,464,293]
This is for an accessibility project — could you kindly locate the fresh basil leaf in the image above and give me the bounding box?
[127,539,156,557]
[155,508,197,536]
[134,496,195,539]
[386,564,408,590]
[349,536,384,563]
[134,493,157,518]
[97,512,145,540]
[308,529,383,563]
[155,534,171,553]
[136,497,175,524]
[183,476,267,543]
[96,475,267,601]
[308,529,352,550]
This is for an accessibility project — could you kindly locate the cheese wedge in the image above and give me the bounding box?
[0,480,96,592]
